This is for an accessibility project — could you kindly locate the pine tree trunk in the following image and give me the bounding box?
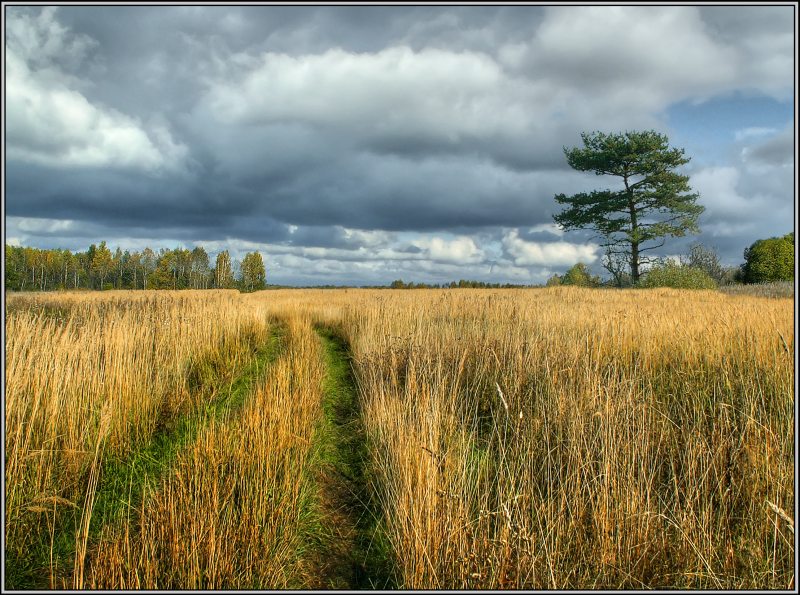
[630,242,640,285]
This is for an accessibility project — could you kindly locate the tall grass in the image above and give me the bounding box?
[5,287,794,589]
[719,281,794,299]
[5,291,268,586]
[338,287,794,589]
[86,314,325,588]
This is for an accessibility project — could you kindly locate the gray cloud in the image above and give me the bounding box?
[744,126,793,166]
[4,5,795,284]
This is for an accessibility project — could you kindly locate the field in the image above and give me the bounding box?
[4,288,795,589]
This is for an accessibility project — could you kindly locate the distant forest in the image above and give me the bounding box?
[4,243,266,292]
[3,243,532,292]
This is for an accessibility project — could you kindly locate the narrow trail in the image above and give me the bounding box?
[92,321,287,530]
[11,321,287,591]
[312,326,396,590]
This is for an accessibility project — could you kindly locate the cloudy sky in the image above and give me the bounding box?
[4,5,795,286]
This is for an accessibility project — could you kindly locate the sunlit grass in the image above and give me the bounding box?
[335,287,794,589]
[5,291,270,587]
[5,287,794,589]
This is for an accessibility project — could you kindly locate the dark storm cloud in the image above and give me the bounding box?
[50,6,541,118]
[516,227,562,243]
[4,5,794,284]
[254,155,587,231]
[6,162,241,229]
[281,226,389,251]
[363,132,574,172]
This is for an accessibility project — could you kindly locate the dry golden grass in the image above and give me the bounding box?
[5,291,269,585]
[334,287,794,589]
[4,287,795,589]
[86,314,325,589]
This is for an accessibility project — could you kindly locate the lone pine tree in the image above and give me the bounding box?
[554,130,704,285]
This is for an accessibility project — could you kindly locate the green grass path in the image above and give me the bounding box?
[93,322,286,529]
[312,326,396,589]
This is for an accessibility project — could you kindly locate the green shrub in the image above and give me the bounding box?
[741,233,794,283]
[545,274,562,287]
[641,261,717,289]
[561,263,601,287]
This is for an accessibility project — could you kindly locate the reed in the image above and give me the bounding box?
[336,287,794,589]
[5,287,794,589]
[5,291,268,587]
[86,314,326,589]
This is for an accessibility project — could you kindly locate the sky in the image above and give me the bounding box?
[3,5,795,286]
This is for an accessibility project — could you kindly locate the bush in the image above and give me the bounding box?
[640,261,717,289]
[561,263,601,287]
[719,266,742,286]
[741,233,794,283]
[604,272,634,288]
[545,274,562,287]
[682,243,730,285]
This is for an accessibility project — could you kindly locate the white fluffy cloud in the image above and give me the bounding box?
[203,46,535,143]
[194,5,794,179]
[527,8,735,92]
[5,6,98,74]
[6,8,187,172]
[14,217,76,234]
[690,137,793,249]
[503,229,599,267]
[696,124,794,227]
[691,167,754,220]
[700,6,794,100]
[734,127,776,142]
[505,6,791,106]
[411,236,485,264]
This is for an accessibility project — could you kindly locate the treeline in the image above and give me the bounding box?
[547,236,795,290]
[5,233,792,293]
[390,235,794,292]
[4,243,266,292]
